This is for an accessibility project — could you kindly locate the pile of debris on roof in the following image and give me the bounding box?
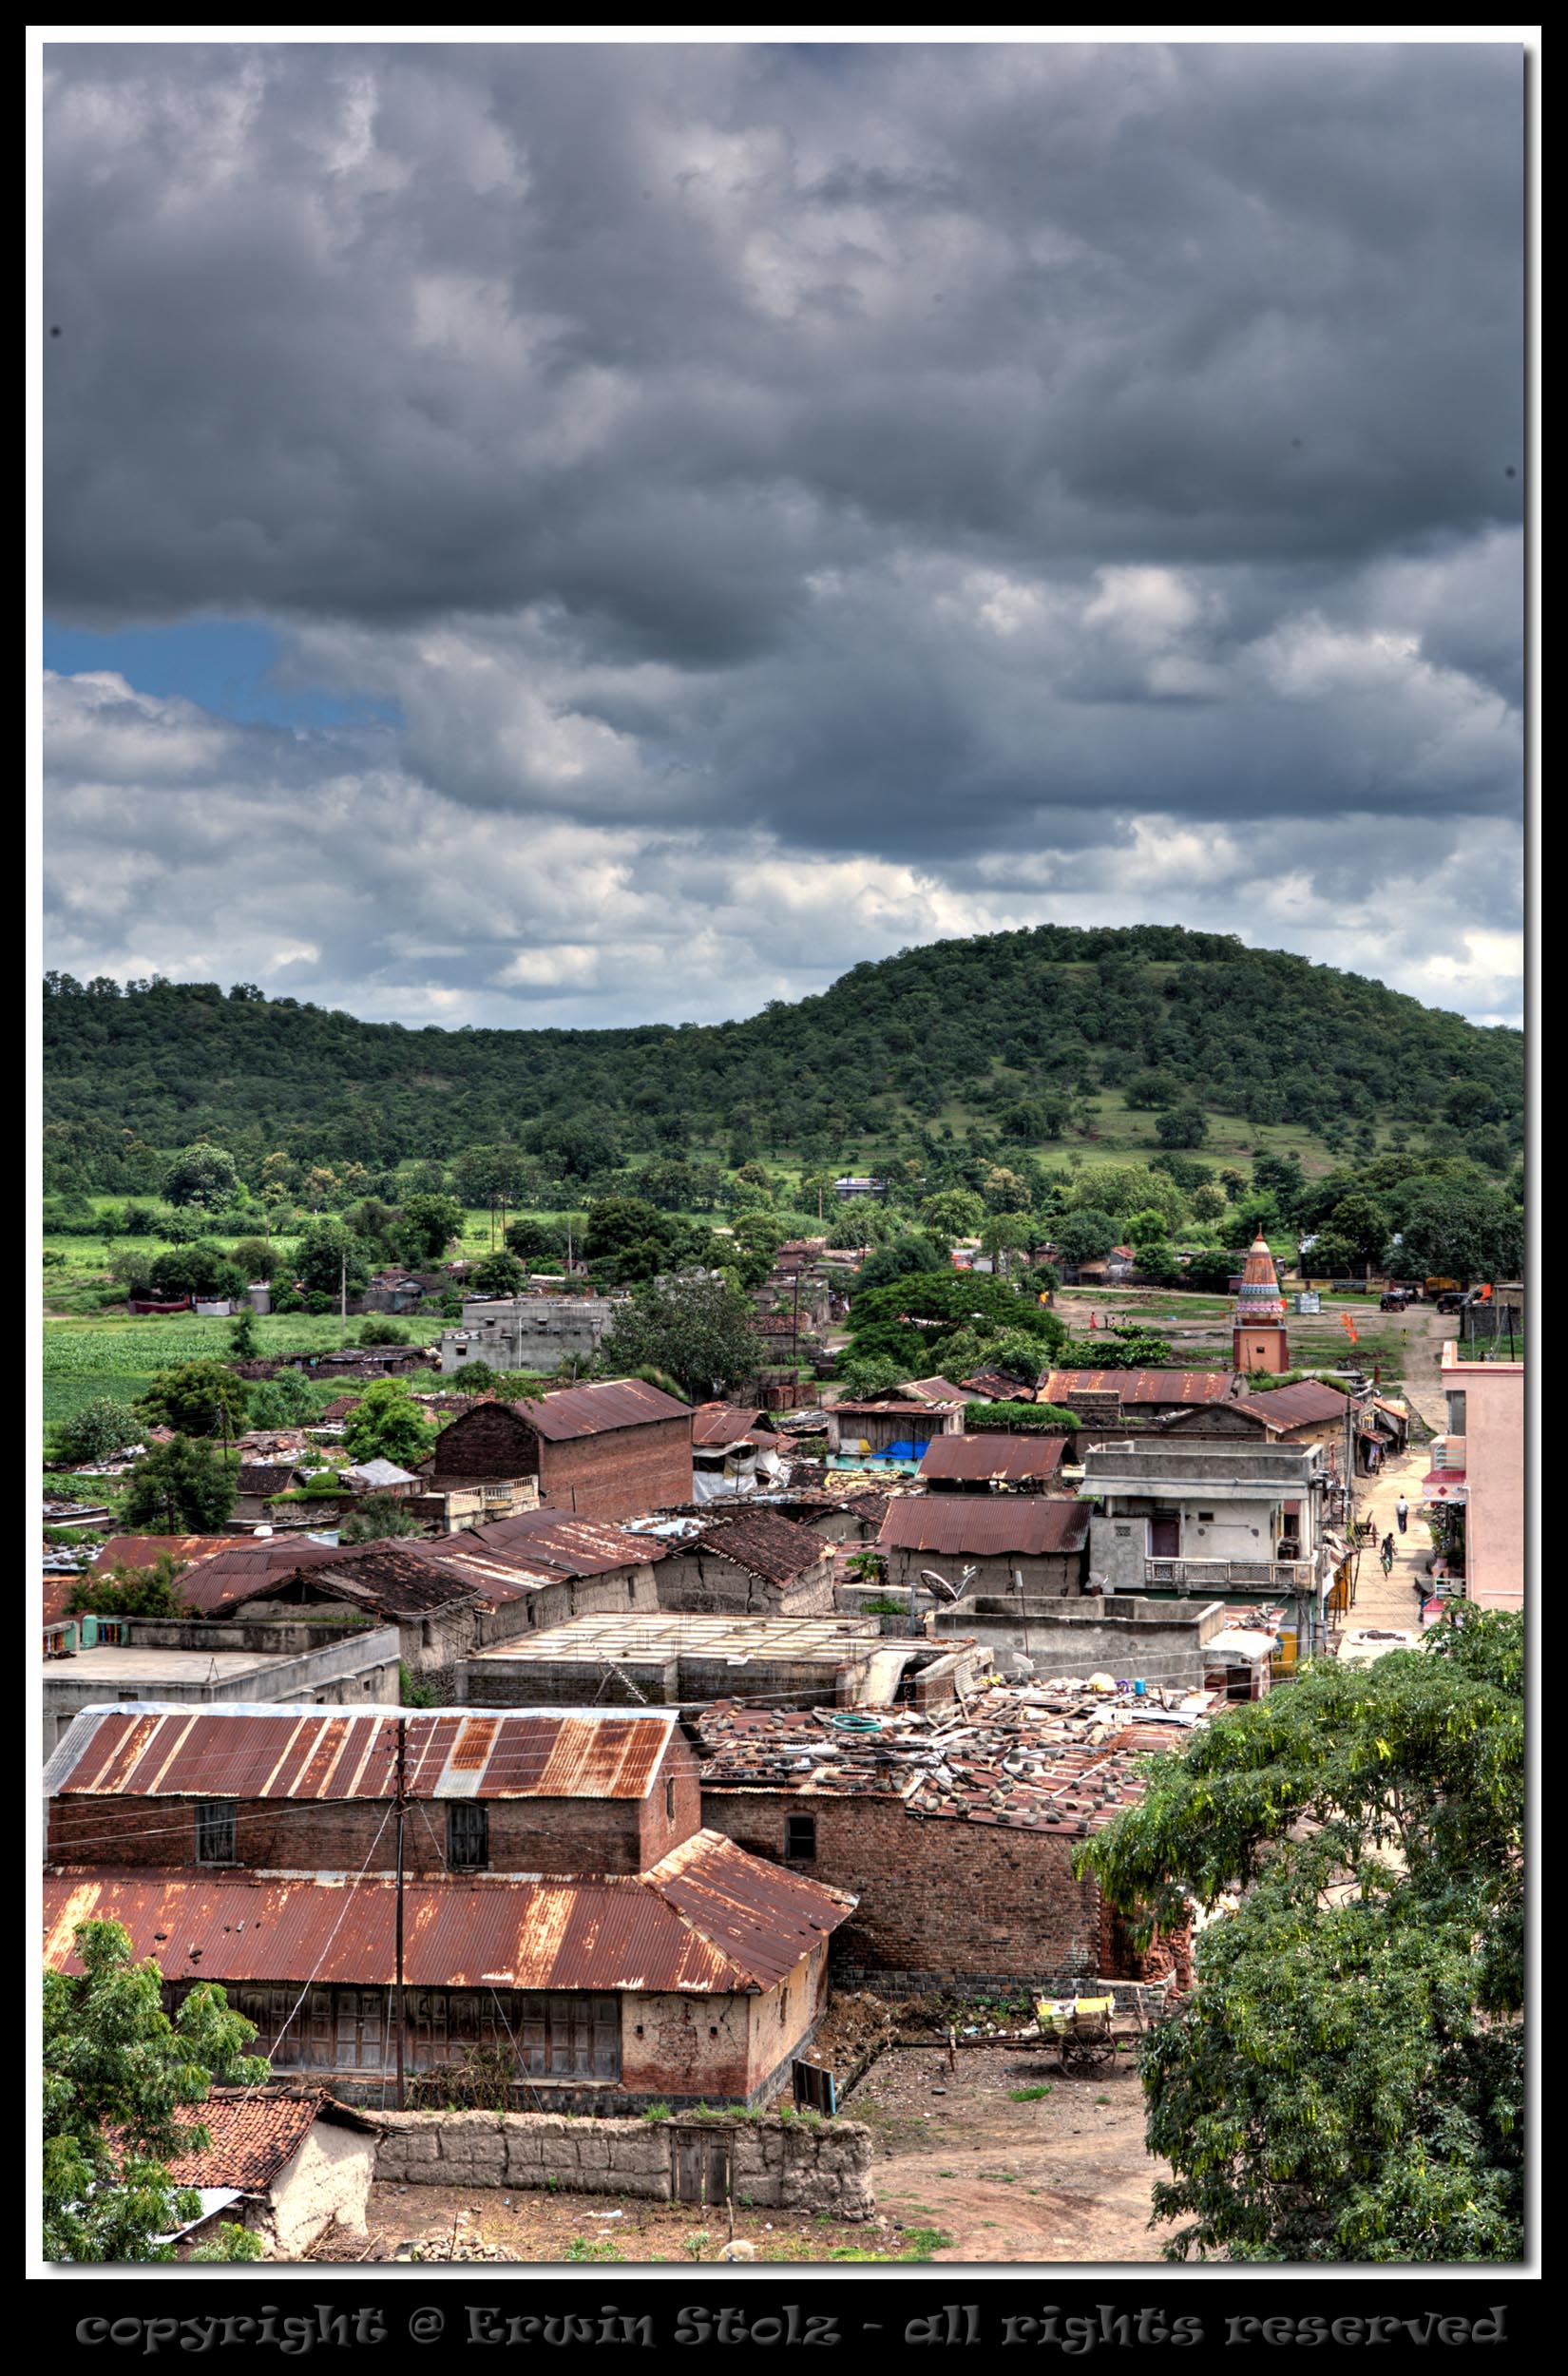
[698,1677,1216,1838]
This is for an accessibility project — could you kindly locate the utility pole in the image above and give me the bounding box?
[393,1715,408,2110]
[340,1246,348,1350]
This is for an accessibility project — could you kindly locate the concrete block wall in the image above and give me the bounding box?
[372,2110,873,2218]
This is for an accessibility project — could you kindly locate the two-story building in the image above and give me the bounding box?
[43,1705,854,2114]
[1079,1438,1336,1599]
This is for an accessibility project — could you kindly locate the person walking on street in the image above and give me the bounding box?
[1381,1532,1396,1574]
[1395,1494,1410,1534]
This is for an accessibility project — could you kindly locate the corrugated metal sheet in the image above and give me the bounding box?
[1041,1370,1239,1407]
[43,1833,853,1994]
[1232,1381,1352,1430]
[441,1378,689,1445]
[644,1831,856,1990]
[877,1496,1090,1557]
[48,1707,678,1801]
[691,1404,768,1448]
[465,1510,671,1578]
[919,1434,1067,1484]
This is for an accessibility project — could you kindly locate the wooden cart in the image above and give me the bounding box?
[1036,1994,1118,2073]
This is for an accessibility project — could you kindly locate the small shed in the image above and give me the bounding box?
[159,2087,383,2259]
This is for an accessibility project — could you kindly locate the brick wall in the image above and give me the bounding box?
[539,1420,694,1520]
[48,1791,652,1875]
[653,1549,836,1617]
[701,1787,1105,1990]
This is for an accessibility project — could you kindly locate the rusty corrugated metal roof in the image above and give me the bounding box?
[43,1834,853,1994]
[436,1378,689,1450]
[919,1434,1068,1485]
[47,1707,679,1801]
[691,1403,770,1448]
[877,1495,1090,1557]
[1040,1370,1240,1406]
[464,1509,671,1577]
[1231,1380,1352,1430]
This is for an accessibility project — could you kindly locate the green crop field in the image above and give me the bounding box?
[41,1312,376,1427]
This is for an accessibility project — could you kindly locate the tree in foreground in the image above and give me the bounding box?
[1076,1614,1523,2262]
[601,1275,758,1400]
[44,1917,271,2262]
[119,1437,239,1534]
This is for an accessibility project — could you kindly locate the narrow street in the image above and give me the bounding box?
[1340,1304,1450,1637]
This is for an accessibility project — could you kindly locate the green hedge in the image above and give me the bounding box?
[963,1401,1080,1432]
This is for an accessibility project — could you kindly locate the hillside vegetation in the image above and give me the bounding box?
[44,925,1521,1190]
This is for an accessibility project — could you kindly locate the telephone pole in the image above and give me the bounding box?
[339,1246,348,1350]
[393,1715,408,2110]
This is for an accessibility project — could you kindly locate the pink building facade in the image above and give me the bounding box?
[1428,1341,1524,1613]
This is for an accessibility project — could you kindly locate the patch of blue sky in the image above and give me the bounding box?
[41,618,400,729]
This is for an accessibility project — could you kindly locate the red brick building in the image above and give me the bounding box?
[423,1380,693,1519]
[698,1697,1192,1998]
[44,1705,852,2112]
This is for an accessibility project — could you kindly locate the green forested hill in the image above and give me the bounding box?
[43,926,1522,1189]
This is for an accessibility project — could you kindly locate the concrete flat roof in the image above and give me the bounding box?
[466,1612,883,1667]
[44,1645,330,1686]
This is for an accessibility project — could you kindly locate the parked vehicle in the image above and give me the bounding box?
[1424,1276,1461,1295]
[1435,1289,1480,1316]
[1380,1290,1415,1312]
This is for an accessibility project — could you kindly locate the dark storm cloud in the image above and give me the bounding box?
[41,39,1524,1024]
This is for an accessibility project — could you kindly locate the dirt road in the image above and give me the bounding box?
[846,2042,1173,2263]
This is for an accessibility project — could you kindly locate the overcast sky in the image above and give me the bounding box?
[42,39,1525,1031]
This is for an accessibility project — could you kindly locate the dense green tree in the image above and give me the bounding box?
[854,1236,950,1293]
[505,1216,567,1266]
[1053,1208,1119,1264]
[1187,1183,1227,1223]
[52,1396,140,1466]
[1154,1103,1210,1149]
[1389,1178,1524,1285]
[342,1381,436,1468]
[45,1917,270,2262]
[144,1241,246,1300]
[119,1437,239,1533]
[161,1141,240,1210]
[292,1216,372,1299]
[134,1359,250,1440]
[229,1236,279,1281]
[1076,1616,1523,2262]
[469,1252,526,1297]
[397,1193,467,1263]
[919,1188,985,1239]
[600,1276,759,1399]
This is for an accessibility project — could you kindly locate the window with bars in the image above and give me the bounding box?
[194,1800,237,1865]
[785,1813,816,1860]
[447,1802,489,1870]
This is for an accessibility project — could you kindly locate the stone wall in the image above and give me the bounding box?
[372,2109,873,2219]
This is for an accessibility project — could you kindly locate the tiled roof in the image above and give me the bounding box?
[157,2089,380,2191]
[688,1508,831,1585]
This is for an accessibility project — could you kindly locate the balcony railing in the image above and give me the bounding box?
[1144,1556,1320,1589]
